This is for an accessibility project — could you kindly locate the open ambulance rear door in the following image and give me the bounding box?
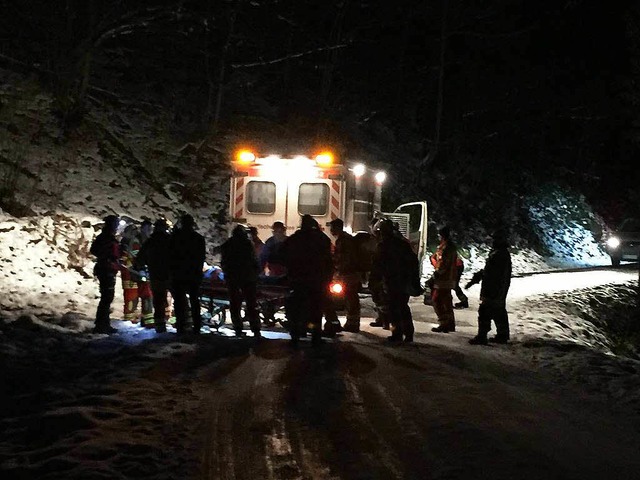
[382,201,428,263]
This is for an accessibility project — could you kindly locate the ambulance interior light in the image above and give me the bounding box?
[375,171,387,184]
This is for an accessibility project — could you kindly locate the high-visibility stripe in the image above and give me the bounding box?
[235,177,245,219]
[330,180,341,219]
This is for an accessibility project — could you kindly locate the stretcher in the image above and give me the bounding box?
[199,273,291,330]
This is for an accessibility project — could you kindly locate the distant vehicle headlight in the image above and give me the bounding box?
[606,236,620,249]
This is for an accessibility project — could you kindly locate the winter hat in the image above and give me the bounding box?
[232,224,248,238]
[153,218,168,232]
[103,215,119,232]
[328,218,344,230]
[300,214,318,230]
[180,214,195,229]
[492,228,509,248]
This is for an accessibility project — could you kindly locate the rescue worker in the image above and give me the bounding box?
[248,226,264,260]
[326,218,360,333]
[90,215,120,334]
[453,256,469,309]
[282,215,333,347]
[120,224,153,328]
[467,229,512,345]
[425,251,468,309]
[368,218,390,329]
[119,224,153,327]
[136,219,172,333]
[431,226,458,333]
[220,225,261,338]
[369,219,419,343]
[140,219,153,243]
[169,214,206,335]
[260,221,288,277]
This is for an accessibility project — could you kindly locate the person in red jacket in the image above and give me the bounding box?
[431,226,458,333]
[90,215,120,334]
[119,224,153,327]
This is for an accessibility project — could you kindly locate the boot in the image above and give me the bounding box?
[343,321,360,333]
[469,335,488,345]
[489,335,509,344]
[93,324,117,334]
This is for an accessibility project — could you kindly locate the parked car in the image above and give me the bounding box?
[604,218,640,266]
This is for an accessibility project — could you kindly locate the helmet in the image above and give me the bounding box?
[378,219,394,236]
[438,226,451,239]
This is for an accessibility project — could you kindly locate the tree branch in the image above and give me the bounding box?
[231,44,348,69]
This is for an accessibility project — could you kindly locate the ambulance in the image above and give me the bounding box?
[229,148,429,265]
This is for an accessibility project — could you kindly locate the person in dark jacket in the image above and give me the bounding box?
[326,218,360,333]
[169,214,206,334]
[260,221,288,277]
[136,218,172,333]
[468,229,512,345]
[369,219,420,343]
[90,215,121,334]
[453,257,469,309]
[221,225,261,337]
[282,215,333,347]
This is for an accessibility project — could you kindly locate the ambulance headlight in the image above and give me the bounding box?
[606,236,620,249]
[375,171,387,184]
[352,164,366,177]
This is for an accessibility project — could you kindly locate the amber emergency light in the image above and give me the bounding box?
[236,150,256,164]
[314,152,334,166]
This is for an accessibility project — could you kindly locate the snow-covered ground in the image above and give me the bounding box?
[1,271,639,479]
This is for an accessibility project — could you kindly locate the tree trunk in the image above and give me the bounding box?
[212,0,240,134]
[318,0,349,136]
[433,0,448,163]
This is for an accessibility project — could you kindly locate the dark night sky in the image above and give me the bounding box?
[1,0,638,216]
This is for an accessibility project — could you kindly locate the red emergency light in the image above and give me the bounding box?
[329,281,344,295]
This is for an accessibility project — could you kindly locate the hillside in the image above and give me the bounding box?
[0,65,617,324]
